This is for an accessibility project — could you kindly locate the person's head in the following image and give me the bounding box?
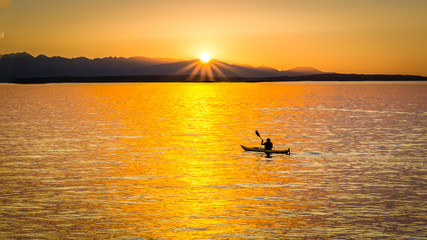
[266,138,271,142]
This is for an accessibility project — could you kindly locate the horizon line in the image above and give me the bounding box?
[2,51,427,77]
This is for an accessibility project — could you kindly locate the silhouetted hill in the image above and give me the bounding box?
[284,67,325,76]
[1,52,303,82]
[0,52,189,82]
[2,52,426,83]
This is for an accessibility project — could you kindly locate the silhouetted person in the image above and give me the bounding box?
[261,138,273,150]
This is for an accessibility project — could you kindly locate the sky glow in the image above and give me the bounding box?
[1,0,426,75]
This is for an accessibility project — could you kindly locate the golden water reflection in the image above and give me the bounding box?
[0,83,426,239]
[99,84,312,239]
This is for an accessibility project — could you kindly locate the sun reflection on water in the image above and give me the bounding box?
[0,83,425,239]
[78,83,314,238]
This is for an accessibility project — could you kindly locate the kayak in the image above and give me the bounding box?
[241,145,290,155]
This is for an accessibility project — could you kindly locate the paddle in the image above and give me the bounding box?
[255,130,263,141]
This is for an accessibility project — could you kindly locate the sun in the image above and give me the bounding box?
[200,53,211,63]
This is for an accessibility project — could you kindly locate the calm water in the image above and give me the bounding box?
[0,82,426,239]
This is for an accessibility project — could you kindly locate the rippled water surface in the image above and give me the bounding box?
[0,82,426,239]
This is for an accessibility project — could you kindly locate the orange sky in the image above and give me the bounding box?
[1,0,426,75]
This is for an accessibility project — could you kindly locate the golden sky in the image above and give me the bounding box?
[1,0,426,75]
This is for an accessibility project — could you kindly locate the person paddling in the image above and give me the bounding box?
[261,138,273,150]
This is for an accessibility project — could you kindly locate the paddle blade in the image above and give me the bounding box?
[255,130,261,138]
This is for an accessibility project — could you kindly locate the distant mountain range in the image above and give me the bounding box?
[1,52,426,83]
[0,52,323,82]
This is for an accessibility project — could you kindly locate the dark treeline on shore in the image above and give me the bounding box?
[11,73,427,84]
